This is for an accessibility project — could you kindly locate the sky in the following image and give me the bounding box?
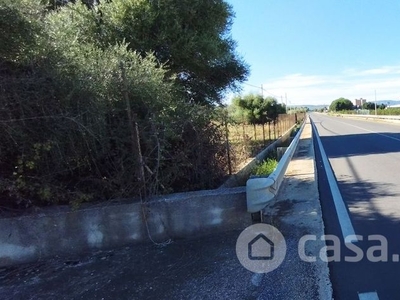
[225,0,400,106]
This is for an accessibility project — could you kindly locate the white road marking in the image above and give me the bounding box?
[358,291,379,300]
[311,120,358,243]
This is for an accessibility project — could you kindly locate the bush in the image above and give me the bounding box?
[0,0,45,62]
[0,0,228,209]
[329,98,354,111]
[252,158,278,176]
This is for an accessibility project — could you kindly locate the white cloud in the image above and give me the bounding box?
[349,66,400,76]
[256,66,400,105]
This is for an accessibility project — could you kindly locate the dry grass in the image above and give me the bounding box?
[224,114,299,174]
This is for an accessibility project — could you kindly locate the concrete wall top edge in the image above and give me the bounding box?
[0,186,246,220]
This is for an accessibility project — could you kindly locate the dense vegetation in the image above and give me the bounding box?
[229,94,287,124]
[362,102,386,110]
[328,98,399,114]
[329,98,354,111]
[0,0,248,208]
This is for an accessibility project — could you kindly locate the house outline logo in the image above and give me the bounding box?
[236,223,287,273]
[248,233,274,260]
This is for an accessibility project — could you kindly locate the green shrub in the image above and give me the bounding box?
[252,159,278,176]
[0,0,229,208]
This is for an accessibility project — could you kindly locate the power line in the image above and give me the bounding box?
[242,82,279,98]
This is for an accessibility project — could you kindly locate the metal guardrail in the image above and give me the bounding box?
[246,118,307,213]
[268,118,306,192]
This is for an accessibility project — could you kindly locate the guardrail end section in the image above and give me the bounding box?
[246,177,275,213]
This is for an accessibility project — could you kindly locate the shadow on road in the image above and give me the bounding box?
[320,132,400,158]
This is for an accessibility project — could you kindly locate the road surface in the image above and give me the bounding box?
[311,113,400,300]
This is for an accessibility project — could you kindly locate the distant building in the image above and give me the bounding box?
[354,98,367,108]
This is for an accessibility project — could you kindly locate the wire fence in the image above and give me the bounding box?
[223,113,305,174]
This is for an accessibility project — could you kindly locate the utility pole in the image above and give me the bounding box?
[261,84,264,97]
[285,93,288,111]
[375,90,377,116]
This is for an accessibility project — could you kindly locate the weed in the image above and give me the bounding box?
[252,158,278,176]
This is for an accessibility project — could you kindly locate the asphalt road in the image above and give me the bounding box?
[310,113,400,300]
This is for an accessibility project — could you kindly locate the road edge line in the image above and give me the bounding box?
[310,118,358,243]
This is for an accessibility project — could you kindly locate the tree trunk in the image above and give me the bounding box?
[120,61,146,196]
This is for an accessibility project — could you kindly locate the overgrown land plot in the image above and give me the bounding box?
[0,0,303,211]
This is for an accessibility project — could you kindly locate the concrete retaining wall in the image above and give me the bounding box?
[0,187,249,267]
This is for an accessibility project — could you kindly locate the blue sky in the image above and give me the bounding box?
[225,0,400,105]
